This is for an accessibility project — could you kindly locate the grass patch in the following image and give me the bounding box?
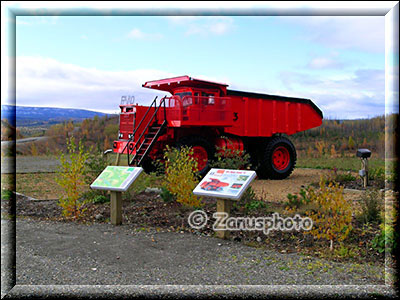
[297,156,386,172]
[15,173,70,199]
[1,174,15,191]
[1,189,13,201]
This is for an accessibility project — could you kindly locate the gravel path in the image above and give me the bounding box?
[3,218,395,298]
[14,219,387,286]
[1,136,49,146]
[0,217,395,298]
[1,156,61,174]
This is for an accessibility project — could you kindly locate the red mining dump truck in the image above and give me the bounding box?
[113,75,323,179]
[200,178,230,192]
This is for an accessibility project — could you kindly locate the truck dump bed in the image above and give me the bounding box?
[142,75,323,137]
[224,89,323,137]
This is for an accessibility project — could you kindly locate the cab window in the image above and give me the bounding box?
[201,92,216,105]
[175,92,193,107]
[175,92,192,100]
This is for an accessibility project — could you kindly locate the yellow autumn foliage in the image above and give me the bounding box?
[305,176,353,249]
[163,145,202,208]
[55,137,89,218]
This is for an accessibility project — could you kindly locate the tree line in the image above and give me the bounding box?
[11,113,397,159]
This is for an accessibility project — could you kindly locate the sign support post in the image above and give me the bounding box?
[115,152,121,166]
[110,191,122,225]
[216,198,232,239]
[363,158,369,188]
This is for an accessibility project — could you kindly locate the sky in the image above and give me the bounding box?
[2,2,399,119]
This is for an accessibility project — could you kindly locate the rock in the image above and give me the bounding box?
[145,187,162,194]
[95,214,103,221]
[256,237,262,243]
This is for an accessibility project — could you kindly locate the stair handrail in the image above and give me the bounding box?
[132,96,158,142]
[137,119,167,166]
[127,96,167,165]
[121,96,157,157]
[129,96,166,156]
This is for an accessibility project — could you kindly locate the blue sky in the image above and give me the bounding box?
[3,2,399,119]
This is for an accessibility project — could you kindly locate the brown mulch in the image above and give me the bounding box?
[14,190,385,265]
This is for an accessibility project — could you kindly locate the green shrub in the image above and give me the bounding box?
[369,167,385,181]
[285,188,310,209]
[386,164,397,183]
[82,152,109,202]
[335,172,356,182]
[211,142,252,170]
[357,189,383,224]
[91,194,110,204]
[334,244,357,258]
[84,152,109,182]
[124,172,160,200]
[234,187,268,213]
[159,186,175,203]
[151,158,166,176]
[328,167,356,183]
[245,198,268,212]
[1,189,13,201]
[371,223,397,253]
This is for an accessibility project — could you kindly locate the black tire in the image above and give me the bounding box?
[177,135,215,177]
[257,136,296,180]
[141,157,156,174]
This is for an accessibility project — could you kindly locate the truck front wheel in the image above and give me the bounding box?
[177,136,215,177]
[257,136,296,179]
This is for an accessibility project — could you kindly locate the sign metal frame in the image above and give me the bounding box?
[193,168,257,200]
[90,166,143,192]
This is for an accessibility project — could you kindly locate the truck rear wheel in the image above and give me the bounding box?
[257,136,296,179]
[141,157,156,174]
[177,136,215,177]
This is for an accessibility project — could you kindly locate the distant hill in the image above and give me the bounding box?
[1,105,114,127]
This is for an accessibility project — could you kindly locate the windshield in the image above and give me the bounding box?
[175,92,192,100]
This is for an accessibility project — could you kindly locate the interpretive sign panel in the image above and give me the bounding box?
[90,166,143,192]
[193,168,257,200]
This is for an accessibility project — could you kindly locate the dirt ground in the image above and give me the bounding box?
[250,168,366,205]
[251,168,331,202]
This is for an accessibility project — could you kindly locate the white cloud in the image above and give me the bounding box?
[15,56,175,112]
[167,16,234,36]
[282,16,385,53]
[279,68,385,119]
[126,28,163,40]
[127,28,145,39]
[307,57,345,70]
[166,16,197,24]
[12,56,387,119]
